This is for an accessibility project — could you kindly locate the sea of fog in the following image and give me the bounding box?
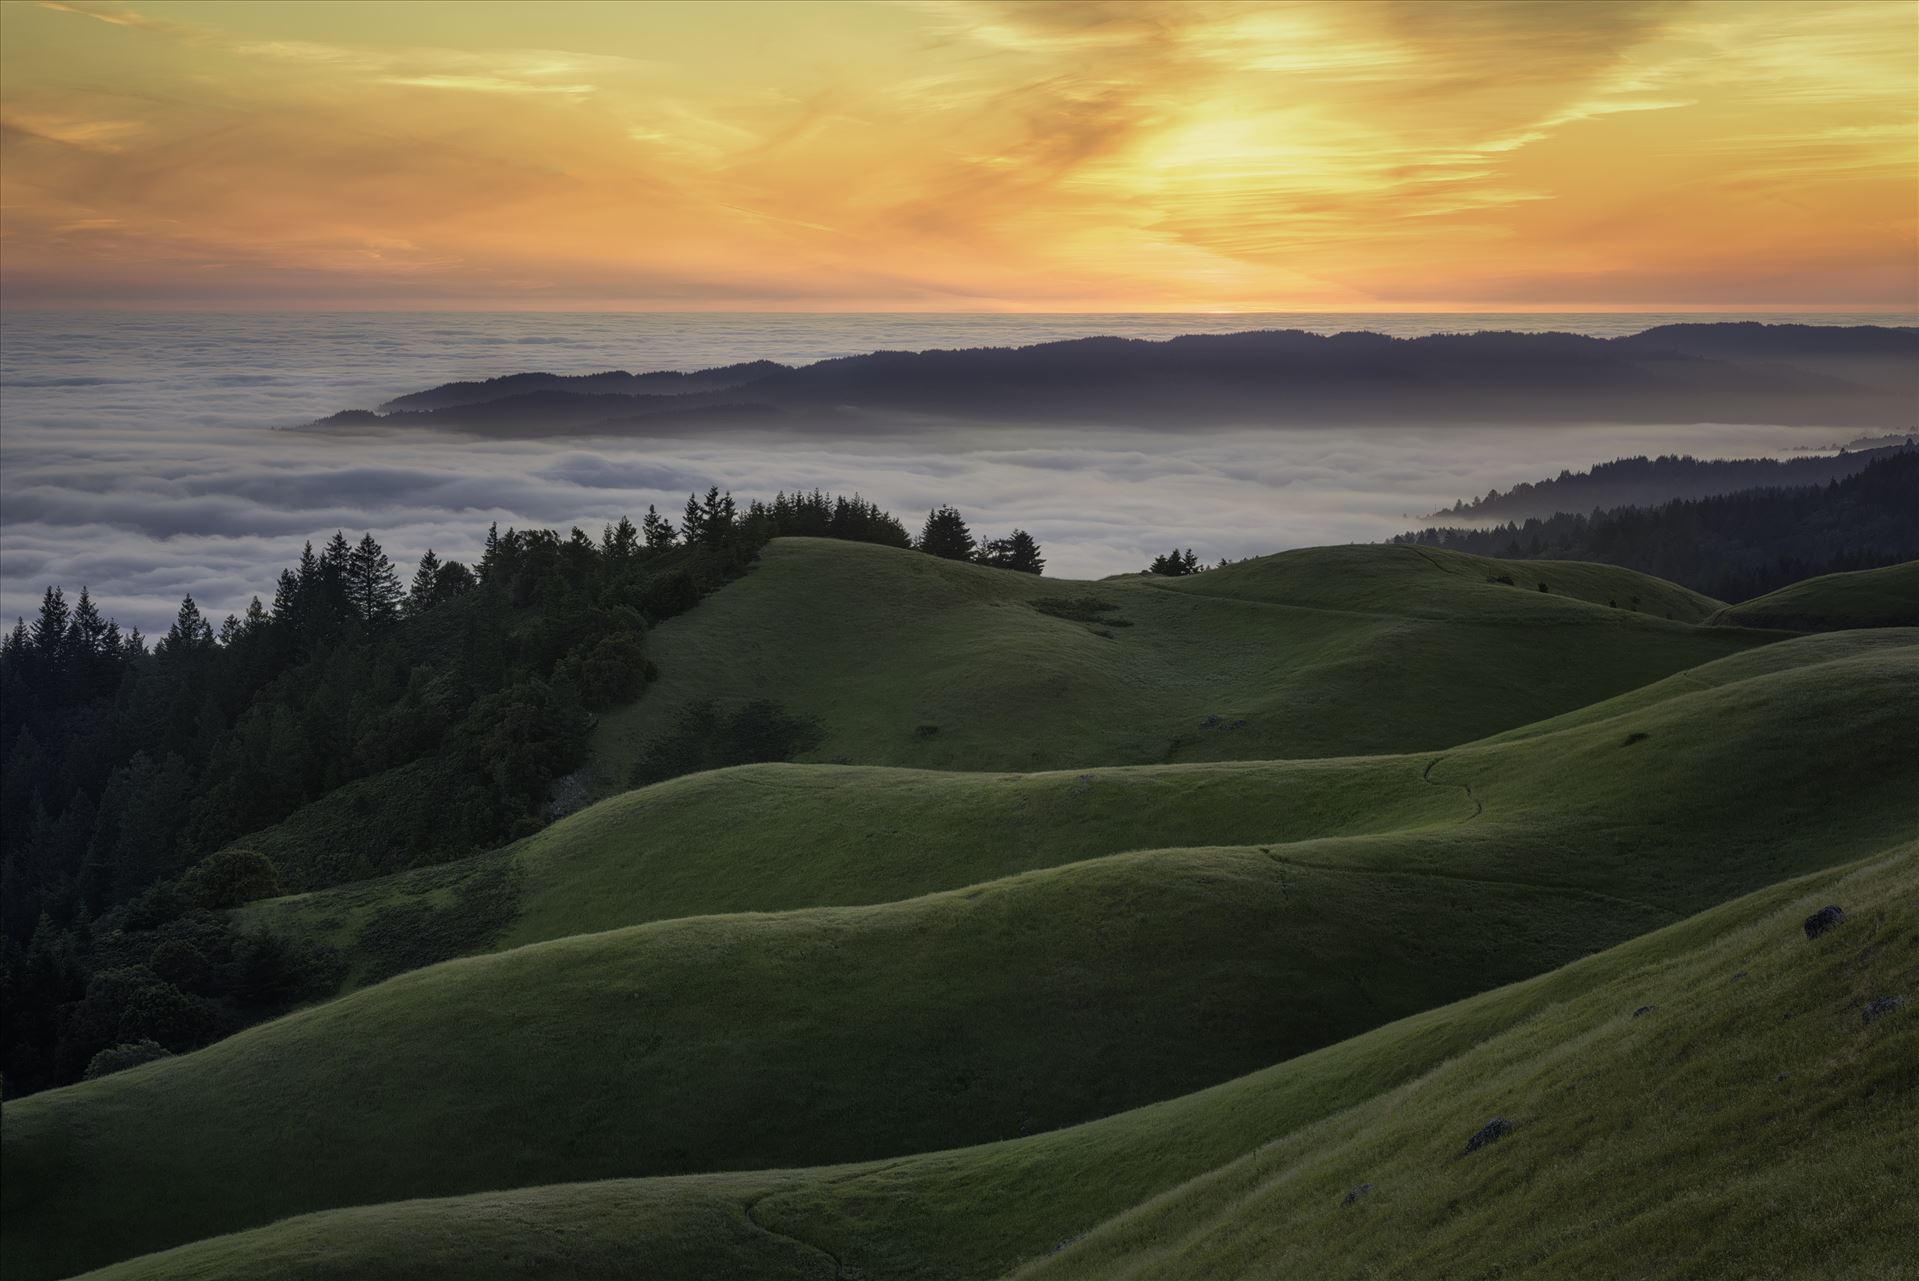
[1,309,1905,633]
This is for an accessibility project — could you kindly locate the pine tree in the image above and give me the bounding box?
[683,493,706,546]
[978,529,1045,575]
[917,505,976,561]
[31,587,70,659]
[641,505,677,551]
[601,516,639,562]
[158,596,214,658]
[408,549,444,612]
[347,533,403,625]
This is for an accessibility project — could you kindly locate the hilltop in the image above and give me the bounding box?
[587,538,1756,788]
[1707,560,1919,631]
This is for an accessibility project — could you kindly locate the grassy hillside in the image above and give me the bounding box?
[1708,559,1919,631]
[70,843,1917,1281]
[7,645,1915,1279]
[245,629,1914,989]
[588,539,1763,788]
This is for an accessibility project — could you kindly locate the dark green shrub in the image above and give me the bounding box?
[82,1040,173,1081]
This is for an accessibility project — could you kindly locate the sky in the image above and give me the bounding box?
[1,0,1915,311]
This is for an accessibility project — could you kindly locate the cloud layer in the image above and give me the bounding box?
[0,311,1865,634]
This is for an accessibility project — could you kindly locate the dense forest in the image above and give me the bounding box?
[1427,442,1911,523]
[0,488,1038,1097]
[1396,451,1919,601]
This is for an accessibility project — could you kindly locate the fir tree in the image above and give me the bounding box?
[31,586,70,659]
[601,516,639,562]
[158,596,215,657]
[408,549,444,612]
[347,533,403,625]
[978,529,1046,575]
[917,505,976,561]
[641,505,677,550]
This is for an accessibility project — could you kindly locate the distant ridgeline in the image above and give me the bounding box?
[311,323,1919,434]
[1427,441,1915,523]
[1398,449,1919,602]
[0,487,1036,1098]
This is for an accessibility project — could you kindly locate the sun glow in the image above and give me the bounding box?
[1,0,1913,310]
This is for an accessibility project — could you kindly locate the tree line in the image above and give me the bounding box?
[0,484,1012,1097]
[1393,451,1919,602]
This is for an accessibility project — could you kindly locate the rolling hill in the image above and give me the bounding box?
[6,632,1914,1279]
[1707,560,1919,632]
[4,540,1914,1281]
[53,843,1918,1281]
[587,539,1765,791]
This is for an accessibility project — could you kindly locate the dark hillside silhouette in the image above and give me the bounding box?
[1430,442,1914,522]
[314,323,1919,436]
[1397,450,1919,601]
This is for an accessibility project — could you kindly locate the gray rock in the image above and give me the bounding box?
[1802,905,1845,940]
[1465,1117,1512,1153]
[1632,1004,1656,1019]
[1342,1183,1373,1206]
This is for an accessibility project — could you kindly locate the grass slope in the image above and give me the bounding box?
[248,630,1914,989]
[7,647,1915,1279]
[1708,559,1919,631]
[73,844,1917,1281]
[589,539,1762,788]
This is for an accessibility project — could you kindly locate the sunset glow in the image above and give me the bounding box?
[2,0,1915,310]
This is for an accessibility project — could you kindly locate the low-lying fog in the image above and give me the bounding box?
[1,311,1890,633]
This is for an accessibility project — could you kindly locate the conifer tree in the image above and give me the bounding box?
[978,529,1045,574]
[917,505,976,561]
[31,587,70,659]
[601,516,639,562]
[347,533,403,625]
[158,596,215,658]
[408,549,443,612]
[641,505,677,550]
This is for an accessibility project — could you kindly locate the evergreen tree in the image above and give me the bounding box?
[31,587,70,659]
[917,505,976,561]
[601,516,639,562]
[407,549,444,613]
[157,597,214,658]
[346,533,403,625]
[978,529,1046,575]
[641,505,677,550]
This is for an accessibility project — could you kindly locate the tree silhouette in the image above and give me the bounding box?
[917,505,976,561]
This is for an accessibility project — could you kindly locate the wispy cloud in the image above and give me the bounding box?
[2,0,1912,308]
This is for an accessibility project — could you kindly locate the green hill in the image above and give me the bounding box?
[65,843,1917,1281]
[245,629,1914,991]
[1708,559,1919,631]
[7,643,1914,1279]
[588,539,1763,789]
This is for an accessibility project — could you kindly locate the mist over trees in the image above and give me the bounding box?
[1395,450,1919,602]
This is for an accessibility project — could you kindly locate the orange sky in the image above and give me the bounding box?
[2,0,1915,311]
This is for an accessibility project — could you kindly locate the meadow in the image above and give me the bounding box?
[1,540,1912,1281]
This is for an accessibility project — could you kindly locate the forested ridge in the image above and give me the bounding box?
[1425,441,1912,522]
[1397,450,1919,601]
[0,487,1036,1096]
